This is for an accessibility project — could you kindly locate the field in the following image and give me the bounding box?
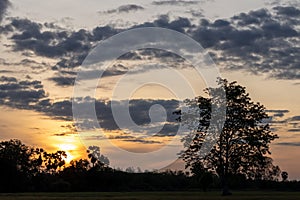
[0,192,299,200]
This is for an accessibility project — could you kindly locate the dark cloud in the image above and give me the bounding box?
[232,9,271,26]
[152,0,199,6]
[49,76,76,86]
[10,18,42,32]
[192,7,300,80]
[265,113,300,133]
[124,138,162,144]
[92,25,119,41]
[134,15,192,33]
[0,77,47,110]
[266,109,289,118]
[0,76,73,121]
[103,4,144,14]
[4,6,300,81]
[0,77,181,137]
[7,18,92,58]
[275,142,300,146]
[108,134,163,144]
[0,58,50,73]
[0,76,17,82]
[266,110,289,113]
[287,129,300,132]
[3,18,122,84]
[274,6,300,16]
[128,99,179,125]
[290,116,300,121]
[53,124,77,136]
[0,0,11,23]
[0,23,13,34]
[108,134,135,140]
[0,70,13,74]
[66,98,181,138]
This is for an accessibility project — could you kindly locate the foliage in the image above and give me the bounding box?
[179,78,280,194]
[87,146,109,169]
[281,171,288,182]
[0,137,294,193]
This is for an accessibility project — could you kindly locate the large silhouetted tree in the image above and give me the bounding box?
[179,78,280,195]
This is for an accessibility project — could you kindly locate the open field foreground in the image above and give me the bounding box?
[0,192,299,200]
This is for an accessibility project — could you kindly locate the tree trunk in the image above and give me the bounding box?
[222,137,232,196]
[221,172,232,196]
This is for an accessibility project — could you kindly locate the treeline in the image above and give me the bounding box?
[0,139,299,193]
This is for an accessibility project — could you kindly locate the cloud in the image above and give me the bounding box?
[0,70,13,74]
[290,116,300,121]
[266,110,289,113]
[262,110,300,133]
[275,142,300,146]
[185,9,204,17]
[192,7,300,80]
[0,77,47,110]
[102,4,144,14]
[107,133,163,145]
[266,109,289,118]
[3,6,300,82]
[152,0,200,6]
[0,58,50,74]
[124,138,162,144]
[48,76,76,86]
[274,6,300,16]
[46,98,181,139]
[94,99,180,132]
[287,129,300,132]
[0,77,181,137]
[53,124,77,136]
[7,18,92,58]
[133,15,192,33]
[0,0,11,23]
[0,76,17,82]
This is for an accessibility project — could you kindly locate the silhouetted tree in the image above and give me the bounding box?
[69,159,90,172]
[43,150,67,174]
[0,139,46,191]
[179,78,280,195]
[281,171,288,182]
[87,146,109,169]
[125,166,136,173]
[190,163,214,192]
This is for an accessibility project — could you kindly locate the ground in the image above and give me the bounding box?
[0,191,299,200]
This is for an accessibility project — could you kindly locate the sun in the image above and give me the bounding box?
[57,143,77,163]
[64,151,74,163]
[59,144,76,151]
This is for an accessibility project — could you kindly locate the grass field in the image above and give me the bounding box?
[0,191,299,200]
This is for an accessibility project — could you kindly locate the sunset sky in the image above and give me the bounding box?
[0,0,299,179]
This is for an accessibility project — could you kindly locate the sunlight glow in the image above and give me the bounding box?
[57,143,77,163]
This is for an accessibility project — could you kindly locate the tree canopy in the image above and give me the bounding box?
[179,78,280,195]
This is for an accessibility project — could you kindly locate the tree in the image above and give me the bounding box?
[87,146,110,169]
[43,150,67,174]
[190,163,214,192]
[281,171,288,182]
[69,159,90,172]
[179,78,280,195]
[0,139,47,175]
[0,139,45,191]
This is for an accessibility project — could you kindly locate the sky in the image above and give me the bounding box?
[0,0,299,178]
